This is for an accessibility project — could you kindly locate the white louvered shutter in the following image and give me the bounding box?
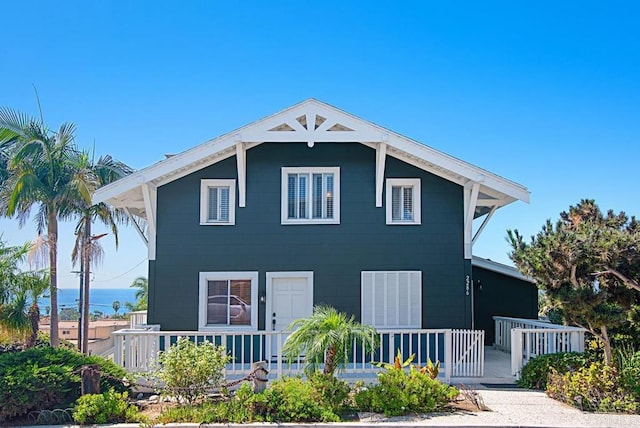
[361,271,422,328]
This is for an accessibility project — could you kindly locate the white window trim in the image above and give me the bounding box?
[281,167,340,225]
[198,271,258,331]
[361,270,422,329]
[200,179,236,225]
[385,178,421,225]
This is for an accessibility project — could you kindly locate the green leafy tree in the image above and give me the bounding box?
[282,305,379,377]
[112,300,120,315]
[508,200,638,365]
[0,107,93,346]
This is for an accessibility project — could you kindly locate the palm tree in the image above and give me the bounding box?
[112,300,120,315]
[70,153,132,354]
[22,271,49,347]
[0,239,30,338]
[282,305,379,377]
[0,107,92,346]
[0,239,48,346]
[127,276,148,311]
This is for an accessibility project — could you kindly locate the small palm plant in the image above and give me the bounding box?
[282,305,378,377]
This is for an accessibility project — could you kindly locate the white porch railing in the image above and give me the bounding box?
[493,316,586,377]
[493,316,578,351]
[128,311,148,328]
[112,328,485,382]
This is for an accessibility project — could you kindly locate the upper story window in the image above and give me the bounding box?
[281,167,340,225]
[200,179,236,225]
[386,178,421,225]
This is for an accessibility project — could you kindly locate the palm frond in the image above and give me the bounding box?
[27,235,49,270]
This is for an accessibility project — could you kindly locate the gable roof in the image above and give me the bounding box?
[94,98,529,219]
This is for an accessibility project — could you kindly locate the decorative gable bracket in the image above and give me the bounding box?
[240,109,383,146]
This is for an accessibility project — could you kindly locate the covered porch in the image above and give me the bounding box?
[109,315,585,384]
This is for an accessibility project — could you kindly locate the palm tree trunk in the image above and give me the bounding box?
[324,345,337,375]
[82,217,91,355]
[28,304,40,348]
[48,212,59,347]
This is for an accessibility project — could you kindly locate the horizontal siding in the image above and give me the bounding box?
[150,142,468,331]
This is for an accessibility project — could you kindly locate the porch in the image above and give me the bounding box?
[109,315,585,384]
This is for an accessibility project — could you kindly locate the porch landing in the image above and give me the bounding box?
[452,346,515,386]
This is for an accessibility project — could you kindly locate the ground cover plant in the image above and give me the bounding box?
[72,389,144,424]
[0,346,129,422]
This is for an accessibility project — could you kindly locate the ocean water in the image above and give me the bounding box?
[38,288,138,316]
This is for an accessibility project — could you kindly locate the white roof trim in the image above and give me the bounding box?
[94,99,530,215]
[472,256,534,283]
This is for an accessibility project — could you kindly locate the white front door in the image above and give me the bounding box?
[266,272,313,356]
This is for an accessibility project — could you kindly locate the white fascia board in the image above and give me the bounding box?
[384,133,530,203]
[471,256,534,283]
[94,98,530,209]
[93,135,238,205]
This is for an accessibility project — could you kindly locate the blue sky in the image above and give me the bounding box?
[1,1,639,288]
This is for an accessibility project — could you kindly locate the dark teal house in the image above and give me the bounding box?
[95,99,535,342]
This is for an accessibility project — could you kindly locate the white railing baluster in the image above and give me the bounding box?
[112,327,488,380]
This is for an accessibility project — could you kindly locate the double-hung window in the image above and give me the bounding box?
[281,167,340,224]
[386,178,421,225]
[199,272,258,330]
[200,179,236,225]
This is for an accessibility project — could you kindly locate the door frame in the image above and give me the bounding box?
[265,271,314,331]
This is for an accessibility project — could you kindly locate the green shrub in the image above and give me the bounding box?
[308,373,351,412]
[354,367,459,416]
[72,389,143,424]
[0,346,129,421]
[618,350,640,399]
[154,336,231,404]
[517,352,596,390]
[255,376,341,422]
[156,383,256,424]
[155,379,343,424]
[546,363,638,413]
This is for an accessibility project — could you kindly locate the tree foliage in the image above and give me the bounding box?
[508,199,639,365]
[0,107,92,346]
[125,276,148,311]
[282,305,379,376]
[0,239,48,345]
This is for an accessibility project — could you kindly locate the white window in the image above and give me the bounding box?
[361,271,422,329]
[281,167,340,224]
[386,178,421,225]
[200,179,236,225]
[198,272,258,330]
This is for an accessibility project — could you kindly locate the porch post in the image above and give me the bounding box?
[443,329,452,383]
[114,332,123,367]
[511,328,523,376]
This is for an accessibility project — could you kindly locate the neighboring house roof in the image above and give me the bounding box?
[471,256,534,283]
[94,98,529,217]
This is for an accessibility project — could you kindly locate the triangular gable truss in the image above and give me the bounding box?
[94,99,529,261]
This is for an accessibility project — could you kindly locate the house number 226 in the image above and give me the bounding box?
[465,275,470,296]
